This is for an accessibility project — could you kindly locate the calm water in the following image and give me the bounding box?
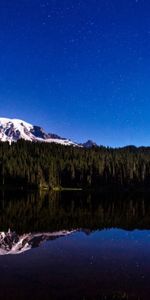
[0,190,150,299]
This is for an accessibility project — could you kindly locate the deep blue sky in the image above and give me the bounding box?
[0,0,150,146]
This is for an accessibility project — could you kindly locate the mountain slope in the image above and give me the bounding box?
[0,117,79,146]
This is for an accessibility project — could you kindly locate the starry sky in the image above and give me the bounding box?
[0,0,150,147]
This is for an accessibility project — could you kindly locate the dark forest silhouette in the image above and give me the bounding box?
[1,140,150,189]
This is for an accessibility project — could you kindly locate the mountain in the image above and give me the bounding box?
[0,118,79,146]
[82,140,97,148]
[0,117,98,148]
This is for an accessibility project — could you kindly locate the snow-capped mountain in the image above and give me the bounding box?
[0,117,98,147]
[0,229,76,255]
[0,118,79,146]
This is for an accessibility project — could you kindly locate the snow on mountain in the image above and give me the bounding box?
[0,117,99,148]
[0,117,79,146]
[0,229,76,255]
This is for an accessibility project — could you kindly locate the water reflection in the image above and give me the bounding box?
[0,190,150,233]
[0,190,150,299]
[0,229,75,255]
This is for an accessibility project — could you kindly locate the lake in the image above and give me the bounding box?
[0,190,150,299]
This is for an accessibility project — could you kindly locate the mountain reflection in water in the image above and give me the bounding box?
[0,229,76,255]
[0,190,150,299]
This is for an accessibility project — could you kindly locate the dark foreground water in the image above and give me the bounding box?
[0,190,150,299]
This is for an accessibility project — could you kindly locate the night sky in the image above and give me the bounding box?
[0,0,150,147]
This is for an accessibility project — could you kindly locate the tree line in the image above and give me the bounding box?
[0,140,150,189]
